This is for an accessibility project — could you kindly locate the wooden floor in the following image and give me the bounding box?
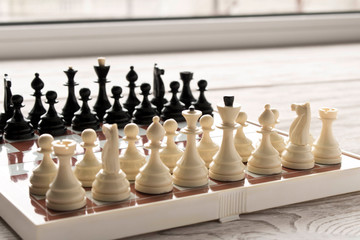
[1,43,360,239]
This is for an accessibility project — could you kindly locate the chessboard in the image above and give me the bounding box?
[1,115,360,240]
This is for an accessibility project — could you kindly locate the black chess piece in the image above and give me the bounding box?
[151,64,168,114]
[62,67,80,125]
[193,79,213,116]
[132,83,158,125]
[27,73,47,129]
[38,91,67,136]
[104,86,131,128]
[93,60,111,122]
[72,88,100,131]
[4,95,34,141]
[0,74,14,133]
[224,96,234,107]
[161,81,185,122]
[123,66,140,118]
[179,71,196,109]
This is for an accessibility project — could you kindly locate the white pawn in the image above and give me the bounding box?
[46,139,86,211]
[135,116,173,194]
[119,123,146,180]
[234,112,254,163]
[160,119,183,173]
[281,103,314,169]
[197,115,219,168]
[209,97,245,181]
[92,124,130,201]
[247,104,282,175]
[270,108,286,155]
[312,107,342,164]
[29,134,58,195]
[173,107,208,187]
[74,129,102,187]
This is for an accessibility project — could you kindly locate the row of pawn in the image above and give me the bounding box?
[28,98,239,211]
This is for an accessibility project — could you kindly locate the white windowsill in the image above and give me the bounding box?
[0,13,359,59]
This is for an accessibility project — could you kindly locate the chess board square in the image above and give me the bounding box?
[0,142,20,153]
[10,139,38,152]
[209,179,246,191]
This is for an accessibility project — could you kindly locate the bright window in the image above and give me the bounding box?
[0,0,359,23]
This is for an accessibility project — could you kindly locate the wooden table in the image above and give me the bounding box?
[1,43,360,239]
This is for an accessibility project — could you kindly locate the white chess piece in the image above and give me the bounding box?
[92,124,130,201]
[135,116,173,194]
[281,103,314,169]
[197,115,219,168]
[312,107,342,164]
[247,104,282,175]
[173,107,208,187]
[29,134,58,195]
[119,123,146,180]
[160,119,183,173]
[234,111,254,163]
[209,96,245,181]
[270,108,286,155]
[74,129,102,187]
[46,139,86,211]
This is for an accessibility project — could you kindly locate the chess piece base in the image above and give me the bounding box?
[281,143,314,170]
[270,132,286,155]
[209,171,245,182]
[74,164,102,187]
[29,171,57,195]
[29,185,49,196]
[247,164,282,175]
[160,150,183,173]
[119,158,146,181]
[198,147,218,168]
[247,150,282,175]
[135,182,173,195]
[4,121,34,141]
[173,166,209,187]
[314,155,342,165]
[235,143,254,163]
[92,170,130,202]
[38,126,66,137]
[46,187,87,211]
[312,145,342,164]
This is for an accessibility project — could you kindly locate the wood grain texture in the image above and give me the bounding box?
[1,43,360,239]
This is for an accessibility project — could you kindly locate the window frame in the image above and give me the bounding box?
[0,13,359,60]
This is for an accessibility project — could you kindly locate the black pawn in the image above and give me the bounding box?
[104,86,131,128]
[179,71,196,109]
[123,66,140,118]
[93,61,111,121]
[0,74,14,132]
[193,79,213,116]
[161,81,185,122]
[27,73,47,129]
[72,88,100,131]
[4,95,34,141]
[38,91,66,136]
[151,64,168,114]
[62,67,80,125]
[133,83,158,125]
